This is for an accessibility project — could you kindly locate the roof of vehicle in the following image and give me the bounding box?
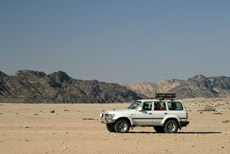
[136,99,181,102]
[142,93,178,102]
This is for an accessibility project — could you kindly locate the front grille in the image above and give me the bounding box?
[104,114,109,119]
[101,113,109,119]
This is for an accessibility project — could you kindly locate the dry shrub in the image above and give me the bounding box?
[213,112,222,115]
[82,118,95,120]
[222,120,230,123]
[203,105,216,111]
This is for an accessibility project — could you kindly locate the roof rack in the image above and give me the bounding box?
[149,93,176,100]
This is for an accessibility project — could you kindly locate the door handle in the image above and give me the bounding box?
[164,113,167,115]
[149,113,152,115]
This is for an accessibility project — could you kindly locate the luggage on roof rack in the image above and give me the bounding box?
[149,93,176,100]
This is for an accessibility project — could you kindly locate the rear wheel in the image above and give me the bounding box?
[154,126,165,133]
[164,120,178,133]
[106,124,116,132]
[114,119,130,133]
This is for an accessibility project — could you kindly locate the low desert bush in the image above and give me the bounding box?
[203,105,216,111]
[222,120,230,123]
[82,118,95,120]
[213,112,222,115]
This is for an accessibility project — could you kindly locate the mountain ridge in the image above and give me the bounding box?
[122,75,230,99]
[0,70,143,103]
[1,70,230,102]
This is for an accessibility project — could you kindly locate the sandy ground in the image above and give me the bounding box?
[0,98,230,154]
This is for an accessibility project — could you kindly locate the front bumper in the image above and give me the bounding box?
[100,118,115,124]
[100,113,115,124]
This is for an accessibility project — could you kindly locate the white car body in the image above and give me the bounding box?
[100,98,189,133]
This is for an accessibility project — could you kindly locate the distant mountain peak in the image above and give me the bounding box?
[48,71,71,83]
[122,79,183,96]
[190,75,207,80]
[14,70,46,78]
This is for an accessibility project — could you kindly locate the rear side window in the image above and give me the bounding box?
[168,102,183,110]
[154,102,166,111]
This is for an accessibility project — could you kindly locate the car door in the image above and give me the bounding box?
[133,101,154,126]
[152,101,168,125]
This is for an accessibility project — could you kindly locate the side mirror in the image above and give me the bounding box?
[137,107,142,111]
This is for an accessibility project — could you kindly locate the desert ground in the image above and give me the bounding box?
[0,98,230,154]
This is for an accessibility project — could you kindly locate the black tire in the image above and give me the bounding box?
[106,124,116,132]
[154,126,165,133]
[164,120,178,133]
[114,119,130,133]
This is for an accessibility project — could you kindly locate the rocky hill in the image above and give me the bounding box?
[122,79,183,96]
[169,75,230,98]
[123,75,230,99]
[0,70,143,103]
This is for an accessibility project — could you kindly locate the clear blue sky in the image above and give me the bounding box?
[1,0,230,84]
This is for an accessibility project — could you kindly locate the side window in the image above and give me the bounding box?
[168,102,183,110]
[154,102,166,111]
[142,102,152,111]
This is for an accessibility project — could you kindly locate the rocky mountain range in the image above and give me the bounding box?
[1,70,230,103]
[0,70,142,103]
[123,75,230,99]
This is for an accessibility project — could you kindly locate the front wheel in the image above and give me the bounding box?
[106,124,116,132]
[114,119,130,133]
[164,120,178,133]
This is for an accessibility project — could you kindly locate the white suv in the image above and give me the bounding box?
[100,93,189,133]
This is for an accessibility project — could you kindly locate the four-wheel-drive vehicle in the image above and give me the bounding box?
[100,93,189,133]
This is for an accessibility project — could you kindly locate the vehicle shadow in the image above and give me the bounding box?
[129,131,156,134]
[177,131,222,134]
[129,131,222,134]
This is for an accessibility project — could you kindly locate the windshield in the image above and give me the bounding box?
[128,101,141,109]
